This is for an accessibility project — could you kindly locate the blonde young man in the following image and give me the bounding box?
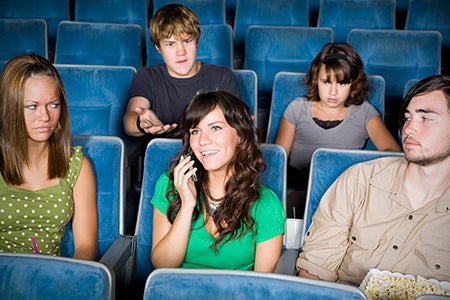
[297,74,450,285]
[123,4,240,138]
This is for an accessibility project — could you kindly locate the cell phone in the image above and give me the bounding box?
[181,153,198,182]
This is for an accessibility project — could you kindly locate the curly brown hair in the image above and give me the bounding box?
[304,43,368,107]
[166,91,265,251]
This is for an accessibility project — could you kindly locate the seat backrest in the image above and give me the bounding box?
[133,138,286,287]
[143,268,366,300]
[62,135,125,259]
[0,0,69,57]
[55,64,135,140]
[405,0,450,49]
[55,21,142,70]
[267,72,386,151]
[234,0,309,68]
[318,0,395,42]
[244,26,334,109]
[152,0,226,24]
[74,0,148,41]
[347,28,442,102]
[233,69,258,125]
[347,28,441,135]
[0,253,114,300]
[301,148,404,246]
[146,23,233,68]
[0,18,48,62]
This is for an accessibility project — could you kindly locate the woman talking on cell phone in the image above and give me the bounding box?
[150,91,285,272]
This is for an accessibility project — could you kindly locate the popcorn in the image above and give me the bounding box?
[359,269,450,300]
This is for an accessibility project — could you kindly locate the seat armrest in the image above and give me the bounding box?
[275,248,299,275]
[100,236,134,288]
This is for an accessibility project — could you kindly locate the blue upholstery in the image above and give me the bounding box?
[405,0,450,73]
[146,23,233,68]
[152,0,225,24]
[0,18,48,62]
[74,0,148,42]
[403,78,420,98]
[233,69,258,125]
[55,21,142,70]
[267,72,386,151]
[234,0,309,68]
[266,72,306,144]
[132,138,287,289]
[405,0,450,48]
[347,28,441,135]
[347,29,441,104]
[55,64,135,139]
[318,0,395,43]
[0,253,114,300]
[0,0,69,57]
[143,268,366,300]
[244,26,333,109]
[63,135,125,259]
[302,148,404,245]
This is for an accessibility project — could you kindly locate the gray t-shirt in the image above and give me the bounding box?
[284,97,378,169]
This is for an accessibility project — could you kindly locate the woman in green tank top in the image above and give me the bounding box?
[0,54,97,259]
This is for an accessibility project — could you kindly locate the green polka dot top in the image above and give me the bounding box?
[0,146,84,256]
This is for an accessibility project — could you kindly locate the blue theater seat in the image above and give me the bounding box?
[143,268,366,300]
[74,0,148,36]
[233,69,258,126]
[405,0,450,74]
[64,135,126,260]
[0,253,114,300]
[55,65,135,139]
[244,26,334,111]
[153,0,226,25]
[66,135,132,296]
[347,29,441,103]
[233,0,309,69]
[0,0,69,59]
[0,18,48,63]
[55,21,142,70]
[347,28,442,135]
[318,0,395,43]
[152,0,226,24]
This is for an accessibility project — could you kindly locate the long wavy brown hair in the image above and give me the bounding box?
[304,43,368,107]
[166,91,265,251]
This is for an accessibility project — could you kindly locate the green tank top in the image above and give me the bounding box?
[0,146,84,256]
[152,173,285,270]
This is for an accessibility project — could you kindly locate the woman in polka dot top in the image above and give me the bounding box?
[0,54,97,260]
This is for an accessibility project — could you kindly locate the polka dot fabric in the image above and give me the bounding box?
[0,146,84,255]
